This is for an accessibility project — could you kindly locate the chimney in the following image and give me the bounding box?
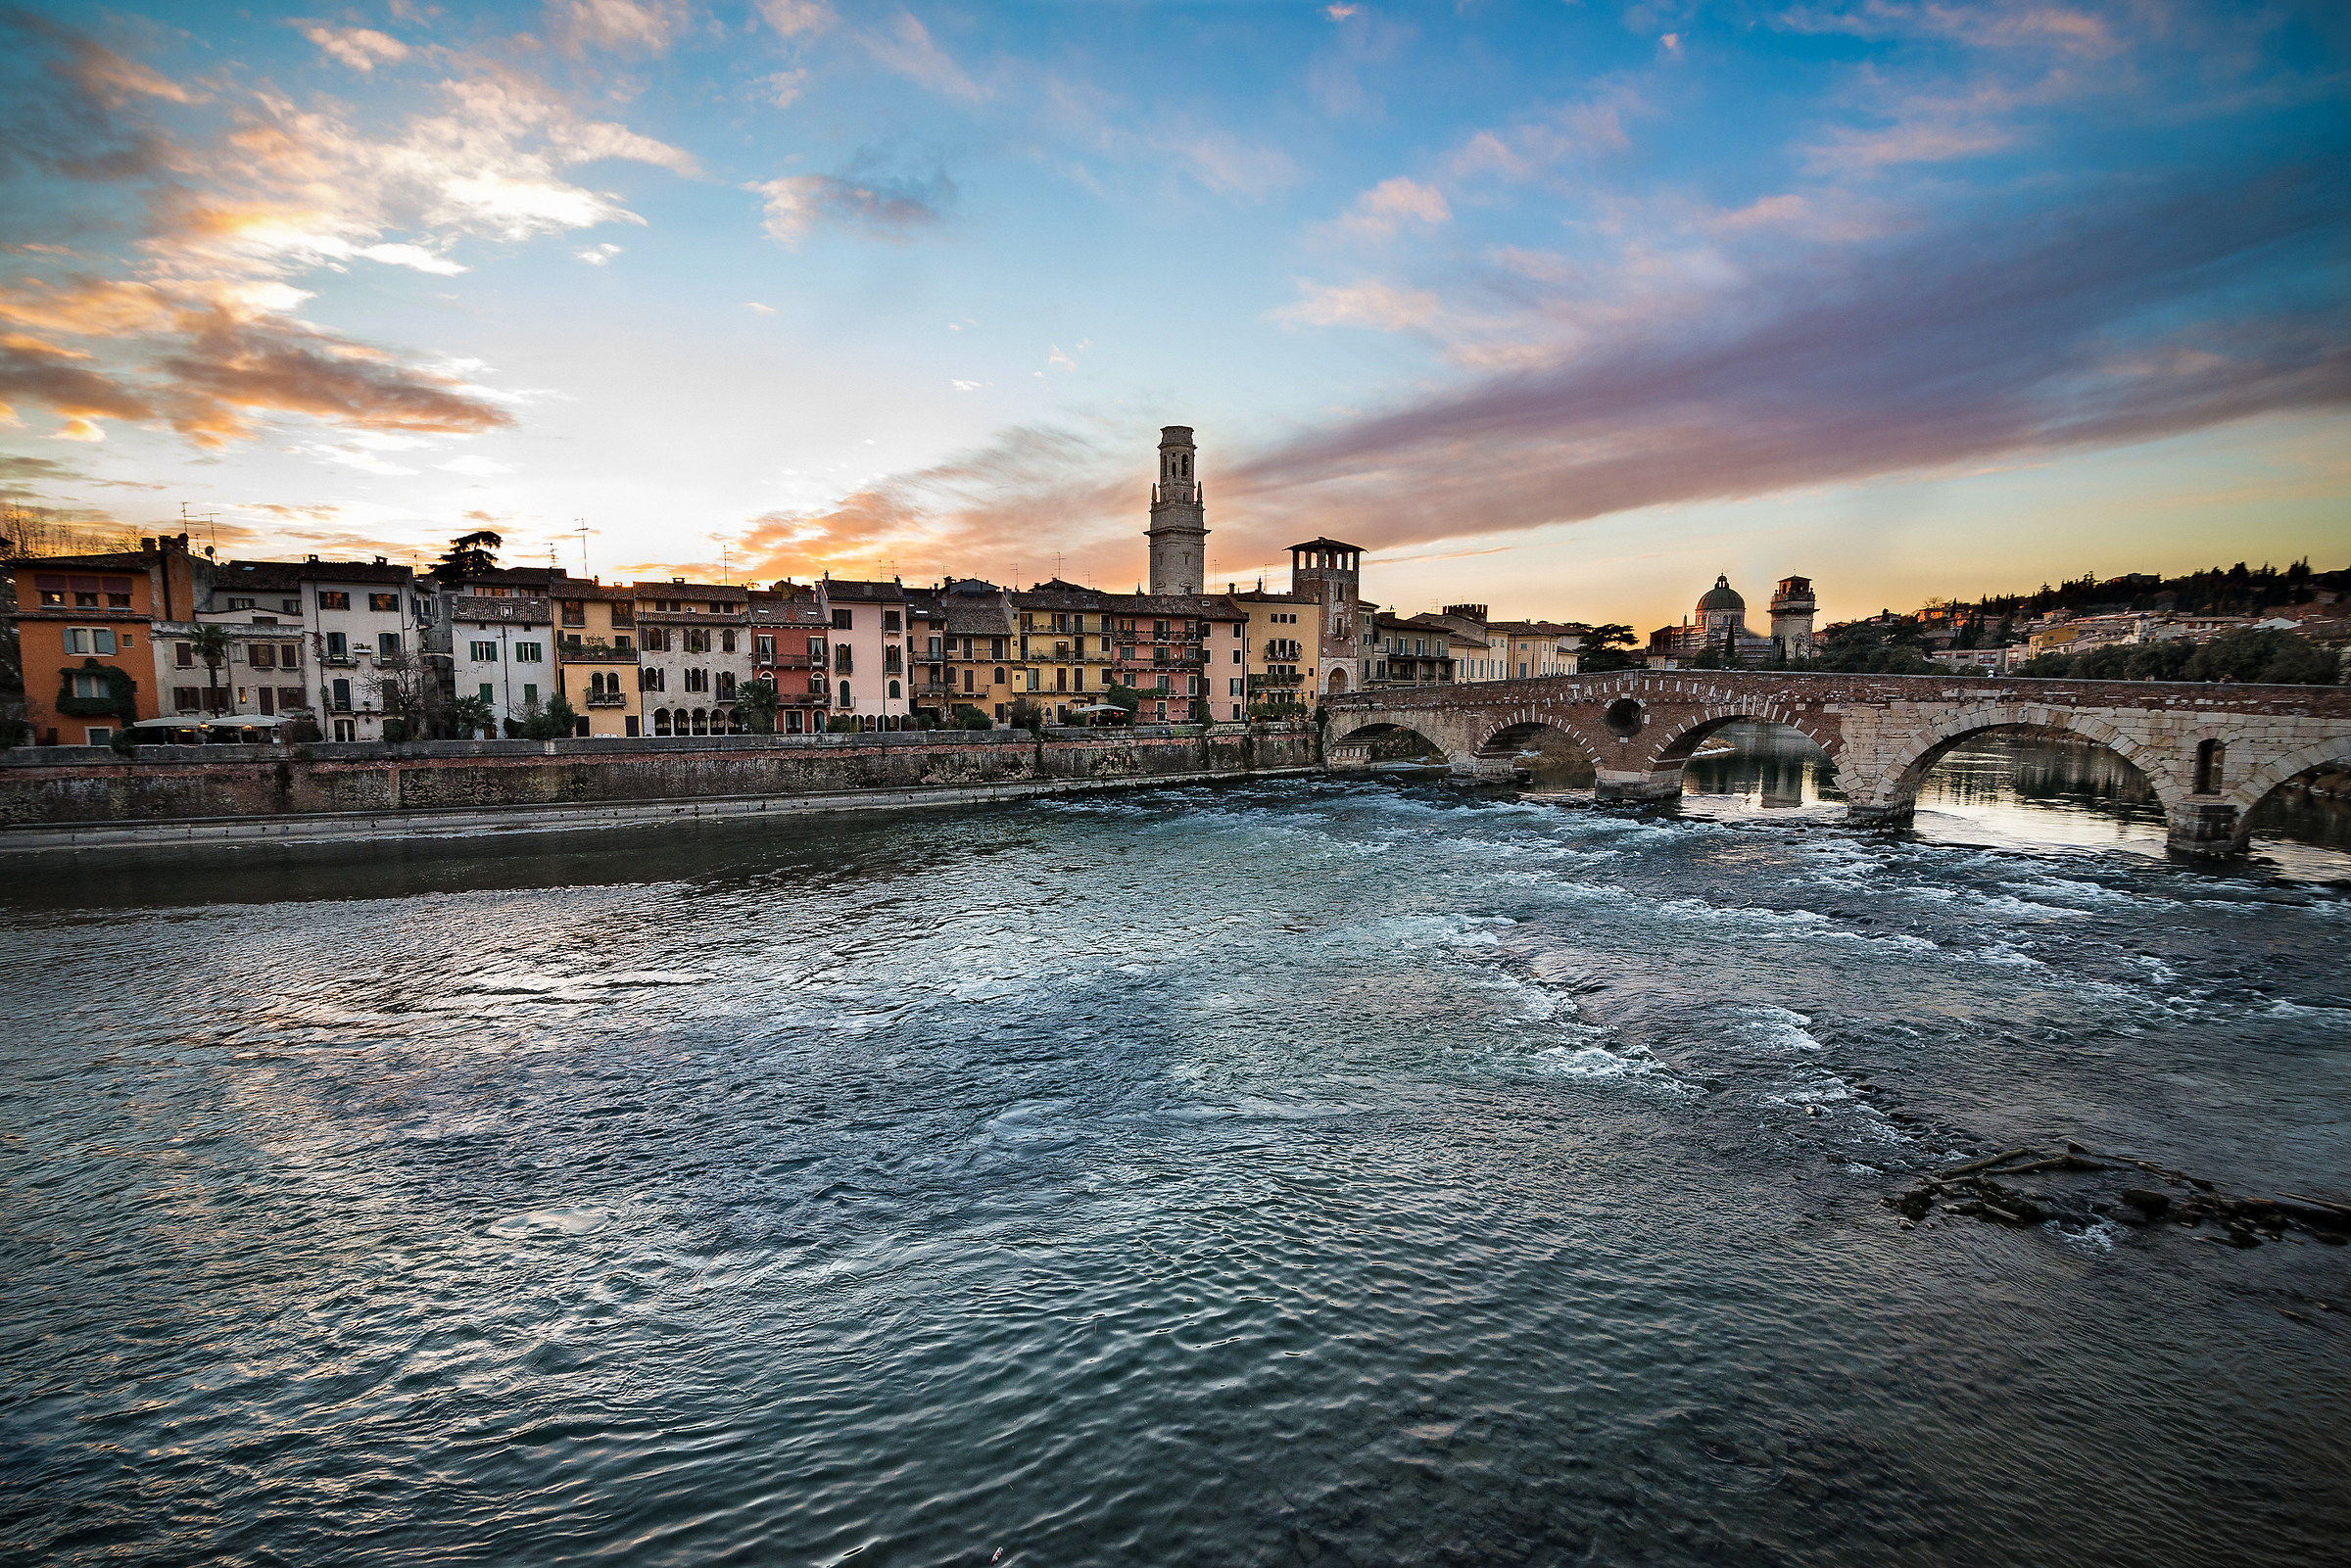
[373,555,386,566]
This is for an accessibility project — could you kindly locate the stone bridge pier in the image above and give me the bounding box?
[1325,671,2351,856]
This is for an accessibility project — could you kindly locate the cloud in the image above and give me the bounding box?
[752,166,955,245]
[758,0,834,39]
[0,11,192,181]
[438,453,515,476]
[744,301,777,313]
[546,0,690,56]
[300,24,410,71]
[0,275,514,446]
[865,13,986,103]
[1172,133,1299,201]
[1270,279,1447,334]
[577,242,623,263]
[1326,175,1451,243]
[1218,166,2351,561]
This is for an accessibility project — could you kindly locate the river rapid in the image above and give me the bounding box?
[2,733,2347,1567]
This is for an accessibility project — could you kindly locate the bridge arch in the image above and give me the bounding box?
[1853,710,2188,821]
[2229,735,2351,819]
[1329,719,1452,769]
[1648,709,1843,771]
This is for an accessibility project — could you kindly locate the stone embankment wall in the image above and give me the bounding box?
[0,725,1319,843]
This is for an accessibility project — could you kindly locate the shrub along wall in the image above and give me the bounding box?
[0,726,1320,828]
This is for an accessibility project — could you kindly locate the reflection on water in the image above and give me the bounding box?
[1680,723,2351,879]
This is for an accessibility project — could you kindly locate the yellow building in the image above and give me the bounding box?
[553,584,644,737]
[1011,580,1117,723]
[937,580,1020,724]
[1230,588,1322,713]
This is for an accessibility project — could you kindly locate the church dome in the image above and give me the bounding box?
[1697,575,1745,613]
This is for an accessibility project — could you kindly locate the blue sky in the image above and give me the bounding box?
[1,0,2344,630]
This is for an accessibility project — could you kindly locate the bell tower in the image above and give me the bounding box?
[1146,426,1207,595]
[1770,576,1816,661]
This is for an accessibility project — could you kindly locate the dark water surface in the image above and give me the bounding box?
[4,736,2349,1567]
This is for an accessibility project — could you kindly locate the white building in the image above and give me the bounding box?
[447,593,554,735]
[171,556,423,739]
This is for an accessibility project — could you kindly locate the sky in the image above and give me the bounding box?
[1,0,2345,632]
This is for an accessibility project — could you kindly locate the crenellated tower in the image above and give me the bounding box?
[1770,575,1816,661]
[1146,426,1208,596]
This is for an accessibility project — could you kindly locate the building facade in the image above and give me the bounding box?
[6,539,193,744]
[748,581,833,734]
[1232,588,1322,712]
[634,579,751,736]
[553,584,641,737]
[821,578,911,727]
[1769,576,1817,660]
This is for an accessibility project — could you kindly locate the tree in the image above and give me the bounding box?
[949,704,992,730]
[519,693,580,740]
[1579,624,1638,673]
[2182,628,2337,686]
[192,624,230,713]
[736,676,780,734]
[444,693,495,738]
[1102,682,1143,715]
[431,529,502,582]
[1007,696,1043,733]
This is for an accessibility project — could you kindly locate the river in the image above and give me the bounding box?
[2,731,2346,1566]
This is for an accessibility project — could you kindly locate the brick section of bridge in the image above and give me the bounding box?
[1325,670,2351,855]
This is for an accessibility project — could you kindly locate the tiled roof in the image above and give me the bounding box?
[9,550,151,571]
[1102,593,1246,619]
[451,595,551,624]
[1287,536,1365,553]
[629,580,746,603]
[822,578,908,602]
[944,600,1015,636]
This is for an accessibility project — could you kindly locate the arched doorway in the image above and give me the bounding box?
[1325,667,1350,696]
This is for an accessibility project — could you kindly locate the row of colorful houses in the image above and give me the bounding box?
[18,533,1584,744]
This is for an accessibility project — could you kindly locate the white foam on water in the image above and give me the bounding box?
[2264,999,2351,1024]
[1729,1006,1822,1054]
[1523,1042,1657,1081]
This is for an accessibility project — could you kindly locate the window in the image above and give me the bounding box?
[755,635,775,661]
[476,682,495,703]
[84,726,114,744]
[258,689,275,717]
[927,637,941,655]
[325,632,348,657]
[991,666,1004,687]
[888,679,901,699]
[1154,619,1170,638]
[832,608,852,630]
[278,687,305,711]
[641,667,665,691]
[990,637,1006,660]
[560,600,585,627]
[884,646,902,674]
[839,679,851,706]
[471,640,498,661]
[884,611,901,633]
[378,633,401,659]
[721,630,737,654]
[331,677,352,711]
[715,672,736,700]
[251,642,276,670]
[522,683,538,705]
[610,603,633,627]
[369,593,399,612]
[834,645,852,674]
[644,627,669,652]
[282,598,302,614]
[1229,678,1243,696]
[66,671,108,699]
[317,591,350,610]
[67,628,116,655]
[1231,648,1241,664]
[962,669,973,692]
[174,686,201,711]
[225,596,252,611]
[685,668,709,692]
[514,642,544,662]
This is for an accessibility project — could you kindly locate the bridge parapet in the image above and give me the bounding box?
[1328,671,2351,855]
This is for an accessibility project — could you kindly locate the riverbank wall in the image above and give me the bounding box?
[0,724,1320,851]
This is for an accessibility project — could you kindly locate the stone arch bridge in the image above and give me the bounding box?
[1325,670,2351,855]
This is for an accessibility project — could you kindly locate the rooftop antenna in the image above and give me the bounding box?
[573,518,597,577]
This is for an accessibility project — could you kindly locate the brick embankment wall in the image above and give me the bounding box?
[0,725,1320,845]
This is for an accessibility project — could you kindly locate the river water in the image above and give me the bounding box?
[3,733,2347,1567]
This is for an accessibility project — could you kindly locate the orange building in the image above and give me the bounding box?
[7,535,198,745]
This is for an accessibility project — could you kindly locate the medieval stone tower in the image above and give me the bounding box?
[1770,576,1816,660]
[1290,537,1365,696]
[1146,426,1208,596]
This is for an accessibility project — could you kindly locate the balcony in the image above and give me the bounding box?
[1248,672,1304,690]
[585,691,628,708]
[764,652,817,669]
[559,642,640,664]
[319,652,359,668]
